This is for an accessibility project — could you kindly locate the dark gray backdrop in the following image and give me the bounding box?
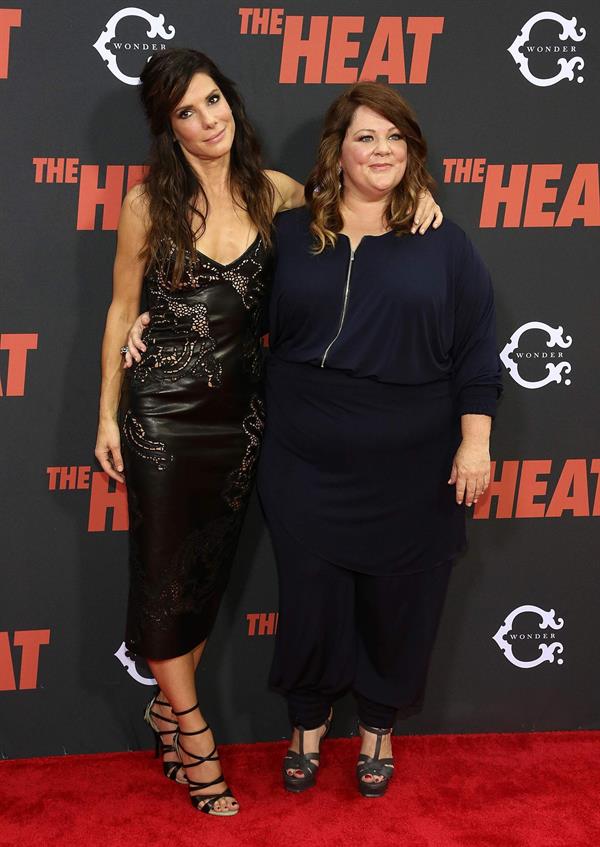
[1,0,599,758]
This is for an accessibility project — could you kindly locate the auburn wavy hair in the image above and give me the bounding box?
[138,48,274,288]
[305,81,435,253]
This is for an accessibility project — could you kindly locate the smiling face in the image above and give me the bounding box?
[339,105,408,200]
[170,71,235,161]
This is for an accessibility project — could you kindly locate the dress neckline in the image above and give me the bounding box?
[194,233,261,270]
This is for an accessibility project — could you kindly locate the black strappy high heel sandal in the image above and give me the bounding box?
[356,722,395,798]
[282,710,333,793]
[173,703,239,817]
[143,693,186,784]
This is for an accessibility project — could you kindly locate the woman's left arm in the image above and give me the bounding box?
[449,232,503,507]
[266,170,443,232]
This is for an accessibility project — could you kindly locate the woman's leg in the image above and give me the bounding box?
[148,639,208,781]
[148,646,238,814]
[353,561,453,782]
[268,519,356,777]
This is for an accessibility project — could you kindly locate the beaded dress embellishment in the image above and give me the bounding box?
[131,239,264,388]
[122,411,173,471]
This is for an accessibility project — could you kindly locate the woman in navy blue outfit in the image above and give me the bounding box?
[256,82,502,797]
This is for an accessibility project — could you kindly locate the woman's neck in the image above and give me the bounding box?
[341,190,390,234]
[185,150,232,201]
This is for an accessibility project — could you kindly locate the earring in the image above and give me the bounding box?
[337,164,343,191]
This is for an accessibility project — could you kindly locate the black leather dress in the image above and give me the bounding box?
[120,236,267,660]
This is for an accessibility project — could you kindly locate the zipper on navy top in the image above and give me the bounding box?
[320,246,355,367]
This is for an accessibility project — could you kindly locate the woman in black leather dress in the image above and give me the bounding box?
[95,49,306,816]
[99,51,441,816]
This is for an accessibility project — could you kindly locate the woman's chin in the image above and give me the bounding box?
[365,179,400,197]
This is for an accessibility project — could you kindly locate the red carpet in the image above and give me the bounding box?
[1,731,599,847]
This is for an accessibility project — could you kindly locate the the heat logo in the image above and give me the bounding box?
[500,322,573,389]
[0,630,51,691]
[33,158,146,230]
[0,8,21,79]
[474,459,600,520]
[508,12,586,87]
[239,9,444,84]
[40,154,600,232]
[47,466,128,532]
[0,333,38,397]
[493,606,564,669]
[247,612,279,636]
[93,7,175,85]
[443,159,599,228]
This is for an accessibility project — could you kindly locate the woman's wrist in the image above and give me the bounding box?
[460,413,491,444]
[460,433,490,447]
[99,406,118,424]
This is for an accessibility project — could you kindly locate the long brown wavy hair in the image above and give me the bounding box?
[305,81,435,253]
[139,48,274,287]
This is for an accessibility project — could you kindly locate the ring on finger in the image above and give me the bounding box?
[120,346,129,357]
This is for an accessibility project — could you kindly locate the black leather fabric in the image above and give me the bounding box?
[120,238,268,660]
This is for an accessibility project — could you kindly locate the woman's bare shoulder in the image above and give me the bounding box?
[122,182,150,215]
[264,170,304,211]
[118,183,151,237]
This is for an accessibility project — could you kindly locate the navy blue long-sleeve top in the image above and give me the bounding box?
[268,206,502,417]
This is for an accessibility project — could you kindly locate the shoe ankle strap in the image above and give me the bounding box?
[358,721,393,761]
[178,724,210,736]
[172,702,200,717]
[358,720,392,736]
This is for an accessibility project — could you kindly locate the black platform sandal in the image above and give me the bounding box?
[356,722,395,798]
[173,703,239,817]
[282,710,333,793]
[143,693,186,784]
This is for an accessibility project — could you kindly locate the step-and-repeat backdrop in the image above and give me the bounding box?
[1,1,599,758]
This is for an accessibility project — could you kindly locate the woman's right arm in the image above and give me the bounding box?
[265,170,305,212]
[95,186,148,482]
